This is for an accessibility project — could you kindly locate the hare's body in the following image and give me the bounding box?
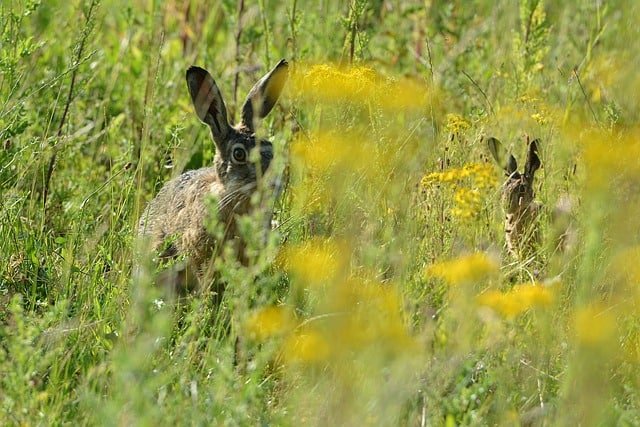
[488,137,542,259]
[139,60,288,284]
[503,198,542,258]
[139,167,244,269]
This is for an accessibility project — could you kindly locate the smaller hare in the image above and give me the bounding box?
[139,59,289,292]
[487,136,542,259]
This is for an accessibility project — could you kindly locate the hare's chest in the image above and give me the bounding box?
[504,202,542,256]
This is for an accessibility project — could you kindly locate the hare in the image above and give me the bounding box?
[487,136,542,260]
[138,59,289,292]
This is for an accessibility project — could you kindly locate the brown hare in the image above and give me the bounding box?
[138,59,289,292]
[487,136,542,260]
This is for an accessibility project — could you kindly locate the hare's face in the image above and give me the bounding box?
[503,172,535,214]
[186,59,288,193]
[487,137,541,214]
[217,129,274,192]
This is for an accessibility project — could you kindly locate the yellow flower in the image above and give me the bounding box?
[579,129,640,191]
[451,188,482,219]
[422,163,497,221]
[244,306,296,341]
[292,63,378,103]
[291,132,373,174]
[531,112,547,125]
[278,238,347,287]
[281,328,331,364]
[609,246,640,286]
[573,304,616,346]
[444,113,470,134]
[320,278,418,355]
[477,284,554,318]
[426,252,498,285]
[290,63,434,112]
[421,163,497,190]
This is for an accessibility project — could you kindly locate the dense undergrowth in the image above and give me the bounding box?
[1,1,640,425]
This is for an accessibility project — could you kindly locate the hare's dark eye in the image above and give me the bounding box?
[231,145,247,164]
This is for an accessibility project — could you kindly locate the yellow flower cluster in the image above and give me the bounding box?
[476,284,554,319]
[581,129,640,191]
[290,63,435,112]
[291,132,373,174]
[421,163,497,190]
[573,304,616,346]
[243,279,416,365]
[493,93,555,126]
[281,328,332,363]
[425,252,499,286]
[444,113,470,134]
[421,163,498,220]
[257,239,420,365]
[277,238,347,287]
[452,188,482,219]
[245,306,296,341]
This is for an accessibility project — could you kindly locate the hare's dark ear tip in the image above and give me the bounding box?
[186,66,208,81]
[275,59,289,76]
[486,136,499,148]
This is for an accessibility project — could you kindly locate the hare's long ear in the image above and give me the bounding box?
[241,59,289,132]
[487,137,517,175]
[524,139,541,179]
[186,66,231,147]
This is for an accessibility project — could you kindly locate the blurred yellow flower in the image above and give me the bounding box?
[281,328,331,364]
[291,132,372,174]
[290,176,333,213]
[609,246,640,287]
[580,129,640,191]
[292,63,378,102]
[338,280,414,346]
[426,252,498,285]
[573,304,616,346]
[268,277,418,365]
[245,306,296,342]
[302,278,418,358]
[290,63,434,112]
[278,238,347,287]
[477,284,554,319]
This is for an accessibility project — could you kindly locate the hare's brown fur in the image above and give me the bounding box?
[487,136,542,259]
[139,167,245,269]
[138,60,288,284]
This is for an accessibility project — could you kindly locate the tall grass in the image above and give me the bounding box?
[1,0,640,425]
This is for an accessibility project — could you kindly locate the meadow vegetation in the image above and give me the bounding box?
[1,0,640,425]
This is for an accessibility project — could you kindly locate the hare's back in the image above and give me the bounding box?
[138,167,222,254]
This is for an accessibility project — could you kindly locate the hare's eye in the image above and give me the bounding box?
[231,145,247,163]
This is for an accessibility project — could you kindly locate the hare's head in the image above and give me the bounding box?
[487,137,541,213]
[186,59,288,193]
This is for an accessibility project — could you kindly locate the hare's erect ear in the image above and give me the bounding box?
[186,66,231,145]
[241,59,289,132]
[525,139,541,178]
[487,137,517,175]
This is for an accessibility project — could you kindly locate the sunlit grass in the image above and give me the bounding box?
[1,0,640,425]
